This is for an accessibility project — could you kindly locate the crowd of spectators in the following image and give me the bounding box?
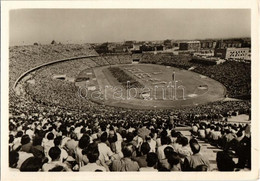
[190,121,251,171]
[102,55,121,65]
[9,44,98,87]
[91,54,132,66]
[9,96,251,172]
[140,53,251,99]
[117,54,132,64]
[8,45,251,172]
[10,45,251,99]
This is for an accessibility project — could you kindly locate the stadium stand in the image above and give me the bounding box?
[8,45,251,172]
[140,53,251,99]
[90,56,110,66]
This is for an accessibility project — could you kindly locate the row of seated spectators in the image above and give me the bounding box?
[140,53,251,99]
[190,121,251,170]
[8,93,251,172]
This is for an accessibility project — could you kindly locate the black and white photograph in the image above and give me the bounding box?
[1,1,259,181]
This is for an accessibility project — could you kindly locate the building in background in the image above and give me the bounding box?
[215,40,242,49]
[214,47,250,60]
[200,40,217,49]
[140,44,165,52]
[179,41,201,51]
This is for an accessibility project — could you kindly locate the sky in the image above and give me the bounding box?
[9,9,251,46]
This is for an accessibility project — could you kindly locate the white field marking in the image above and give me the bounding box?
[198,86,208,90]
[88,86,96,91]
[199,75,207,79]
[188,94,198,98]
[152,81,167,85]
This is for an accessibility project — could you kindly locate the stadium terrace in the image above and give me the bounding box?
[9,39,251,172]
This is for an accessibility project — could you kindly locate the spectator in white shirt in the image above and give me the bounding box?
[157,136,172,160]
[146,133,156,153]
[12,131,23,151]
[43,132,55,157]
[98,132,114,165]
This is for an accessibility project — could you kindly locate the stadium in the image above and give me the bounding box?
[15,52,226,110]
[9,43,251,172]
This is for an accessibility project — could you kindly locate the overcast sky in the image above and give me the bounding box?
[9,9,251,46]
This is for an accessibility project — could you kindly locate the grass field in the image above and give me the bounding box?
[83,63,226,109]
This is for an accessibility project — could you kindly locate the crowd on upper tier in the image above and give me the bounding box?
[140,54,250,99]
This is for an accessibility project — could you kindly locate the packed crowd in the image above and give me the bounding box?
[9,44,98,86]
[102,55,121,65]
[141,54,193,69]
[9,87,250,171]
[140,53,251,99]
[117,54,132,64]
[8,45,251,172]
[9,97,251,172]
[10,45,251,99]
[193,62,251,99]
[190,121,251,171]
